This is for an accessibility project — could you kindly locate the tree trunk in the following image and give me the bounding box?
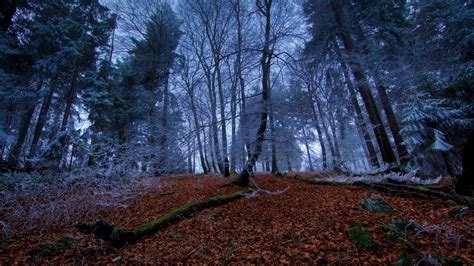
[8,80,43,167]
[374,80,409,164]
[191,96,209,174]
[330,0,397,166]
[28,74,59,158]
[236,0,273,186]
[158,72,170,171]
[230,63,238,173]
[302,126,314,171]
[308,85,328,169]
[270,107,279,174]
[336,53,380,167]
[456,130,474,196]
[215,62,230,177]
[61,59,81,132]
[315,96,336,167]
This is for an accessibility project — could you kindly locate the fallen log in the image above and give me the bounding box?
[75,189,250,247]
[292,175,474,206]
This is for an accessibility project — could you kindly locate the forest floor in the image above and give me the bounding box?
[0,173,472,264]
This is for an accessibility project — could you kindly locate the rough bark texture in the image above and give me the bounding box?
[375,83,409,163]
[333,44,380,167]
[330,0,397,166]
[76,189,249,247]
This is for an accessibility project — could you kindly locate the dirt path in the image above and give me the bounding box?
[1,174,472,264]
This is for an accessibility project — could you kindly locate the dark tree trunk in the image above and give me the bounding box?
[374,81,409,164]
[336,54,380,167]
[330,0,397,166]
[236,0,273,186]
[28,74,59,158]
[8,80,43,167]
[456,130,474,196]
[215,62,230,177]
[61,60,80,132]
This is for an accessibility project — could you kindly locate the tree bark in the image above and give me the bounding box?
[374,80,409,163]
[61,59,81,132]
[302,126,314,171]
[236,0,273,186]
[8,80,43,167]
[330,0,397,166]
[308,85,328,169]
[335,53,380,167]
[28,74,59,158]
[269,101,279,174]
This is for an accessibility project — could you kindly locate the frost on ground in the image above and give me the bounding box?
[0,168,157,238]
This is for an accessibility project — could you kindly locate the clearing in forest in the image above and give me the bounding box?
[0,174,472,264]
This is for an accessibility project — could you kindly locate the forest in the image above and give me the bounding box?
[0,0,473,264]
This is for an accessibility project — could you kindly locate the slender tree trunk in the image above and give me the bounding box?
[330,0,397,166]
[202,124,212,173]
[270,106,279,174]
[374,79,409,164]
[158,72,170,172]
[328,111,341,165]
[237,0,273,186]
[208,73,222,173]
[215,63,230,177]
[336,55,380,167]
[308,86,328,169]
[28,74,59,158]
[315,97,336,167]
[61,59,81,132]
[302,126,314,171]
[8,80,43,167]
[191,97,209,173]
[0,104,15,159]
[208,124,218,173]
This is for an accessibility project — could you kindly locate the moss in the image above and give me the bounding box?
[346,224,375,250]
[78,189,250,247]
[31,235,75,257]
[360,196,393,214]
[294,176,354,187]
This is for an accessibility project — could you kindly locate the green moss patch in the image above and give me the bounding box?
[76,189,250,247]
[346,224,375,250]
[360,195,393,214]
[31,235,75,257]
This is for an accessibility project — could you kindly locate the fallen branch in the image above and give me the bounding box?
[292,175,473,206]
[75,189,250,247]
[244,177,289,198]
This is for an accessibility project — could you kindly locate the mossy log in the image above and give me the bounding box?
[293,175,473,206]
[75,189,250,247]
